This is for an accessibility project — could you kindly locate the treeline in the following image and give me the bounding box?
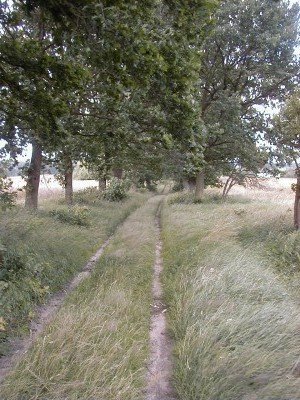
[0,1,299,210]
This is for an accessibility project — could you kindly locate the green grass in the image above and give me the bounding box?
[162,194,300,400]
[0,195,161,400]
[0,192,148,355]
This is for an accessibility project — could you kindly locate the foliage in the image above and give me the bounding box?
[271,90,300,228]
[193,0,300,188]
[73,164,96,180]
[171,181,184,192]
[0,162,17,211]
[271,90,300,166]
[0,244,27,282]
[103,178,130,202]
[73,187,101,205]
[0,178,16,211]
[50,205,90,227]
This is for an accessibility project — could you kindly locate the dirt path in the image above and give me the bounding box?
[0,236,112,384]
[146,200,176,400]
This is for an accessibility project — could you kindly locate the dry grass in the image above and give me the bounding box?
[0,196,162,400]
[10,175,99,204]
[0,191,148,356]
[162,184,300,400]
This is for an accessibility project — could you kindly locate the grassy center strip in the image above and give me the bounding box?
[0,196,161,400]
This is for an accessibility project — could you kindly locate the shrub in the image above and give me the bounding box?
[0,177,17,211]
[168,192,194,204]
[267,231,300,275]
[103,178,129,202]
[74,187,101,205]
[50,205,90,227]
[0,244,26,281]
[172,181,184,192]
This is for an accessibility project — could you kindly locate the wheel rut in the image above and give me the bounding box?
[146,200,176,400]
[0,235,112,384]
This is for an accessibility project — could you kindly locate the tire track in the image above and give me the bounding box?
[147,200,176,400]
[0,201,143,384]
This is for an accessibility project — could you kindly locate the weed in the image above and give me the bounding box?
[49,205,90,227]
[73,187,101,205]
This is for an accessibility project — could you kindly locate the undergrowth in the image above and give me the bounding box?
[168,191,251,205]
[0,192,148,356]
[1,196,160,400]
[49,205,90,227]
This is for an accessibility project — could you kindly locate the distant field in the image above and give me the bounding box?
[226,177,295,205]
[10,175,99,202]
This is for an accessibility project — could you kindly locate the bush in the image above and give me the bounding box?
[74,187,101,205]
[49,205,90,227]
[0,177,17,211]
[0,244,26,281]
[103,178,129,202]
[172,181,184,192]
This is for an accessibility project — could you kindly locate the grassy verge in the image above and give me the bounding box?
[1,195,161,400]
[0,191,148,355]
[162,194,300,400]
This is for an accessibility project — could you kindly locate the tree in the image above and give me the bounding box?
[272,91,300,229]
[0,1,87,208]
[192,0,300,199]
[1,0,219,210]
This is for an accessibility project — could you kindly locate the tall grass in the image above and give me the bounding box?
[1,196,161,400]
[162,195,300,400]
[0,192,148,355]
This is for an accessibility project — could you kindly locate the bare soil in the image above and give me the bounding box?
[146,202,176,400]
[0,237,111,383]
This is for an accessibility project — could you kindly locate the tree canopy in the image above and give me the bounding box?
[0,0,299,210]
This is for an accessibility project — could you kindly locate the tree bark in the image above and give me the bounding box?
[222,177,230,198]
[25,140,42,210]
[187,177,196,191]
[294,169,300,230]
[64,155,73,206]
[195,170,205,201]
[98,177,106,191]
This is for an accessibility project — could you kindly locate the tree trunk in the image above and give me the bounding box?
[294,169,300,230]
[25,140,42,210]
[183,178,190,190]
[64,155,73,206]
[195,170,205,201]
[112,168,123,179]
[98,177,106,191]
[188,177,196,191]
